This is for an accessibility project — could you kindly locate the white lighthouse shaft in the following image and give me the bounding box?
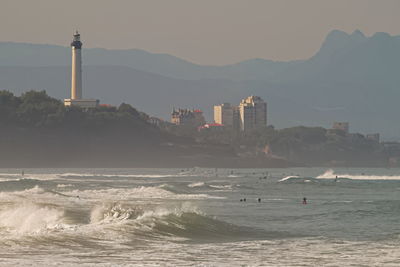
[71,47,82,99]
[71,31,83,100]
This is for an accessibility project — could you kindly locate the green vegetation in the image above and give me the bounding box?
[0,90,238,167]
[0,90,152,129]
[194,125,387,166]
[0,90,396,167]
[0,90,175,167]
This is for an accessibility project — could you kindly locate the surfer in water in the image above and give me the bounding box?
[303,197,307,204]
[335,176,338,182]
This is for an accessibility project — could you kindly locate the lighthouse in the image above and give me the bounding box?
[71,31,82,100]
[64,31,99,108]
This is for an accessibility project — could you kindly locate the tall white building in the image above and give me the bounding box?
[64,31,99,108]
[238,96,267,131]
[214,103,234,126]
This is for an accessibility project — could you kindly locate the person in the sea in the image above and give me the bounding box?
[303,197,307,204]
[335,176,338,182]
[258,198,261,203]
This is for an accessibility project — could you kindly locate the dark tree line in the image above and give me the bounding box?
[195,124,386,166]
[0,90,153,130]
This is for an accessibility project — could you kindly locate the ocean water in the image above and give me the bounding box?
[1,167,400,266]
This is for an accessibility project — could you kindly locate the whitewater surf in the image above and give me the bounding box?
[1,167,400,266]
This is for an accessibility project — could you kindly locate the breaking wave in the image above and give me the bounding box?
[0,172,196,182]
[187,182,233,191]
[0,202,65,234]
[0,201,274,243]
[278,175,300,182]
[70,186,224,200]
[0,184,223,207]
[88,202,274,241]
[59,173,191,179]
[188,182,205,188]
[317,169,400,181]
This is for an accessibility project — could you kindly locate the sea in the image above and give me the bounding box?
[0,167,400,266]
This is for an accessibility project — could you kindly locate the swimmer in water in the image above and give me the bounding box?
[258,198,261,203]
[335,176,338,182]
[303,197,307,204]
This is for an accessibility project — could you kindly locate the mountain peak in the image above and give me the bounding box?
[325,29,367,43]
[313,29,369,61]
[351,29,366,39]
[371,32,392,41]
[325,30,349,41]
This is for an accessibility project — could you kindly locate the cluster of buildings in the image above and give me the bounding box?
[171,95,268,132]
[61,32,268,135]
[214,96,267,131]
[330,121,380,142]
[171,108,206,127]
[63,32,382,145]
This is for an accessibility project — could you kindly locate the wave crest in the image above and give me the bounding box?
[317,169,400,180]
[90,203,144,223]
[0,202,64,234]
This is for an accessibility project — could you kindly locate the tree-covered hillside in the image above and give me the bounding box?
[0,90,237,167]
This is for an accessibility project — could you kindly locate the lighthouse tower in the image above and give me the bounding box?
[70,31,82,100]
[64,31,99,108]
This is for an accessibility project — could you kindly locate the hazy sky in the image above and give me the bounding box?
[1,0,399,65]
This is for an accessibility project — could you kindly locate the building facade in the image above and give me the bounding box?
[366,133,380,142]
[214,103,234,126]
[332,122,349,134]
[171,108,205,127]
[238,96,267,131]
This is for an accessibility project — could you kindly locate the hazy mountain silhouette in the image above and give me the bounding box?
[0,42,295,81]
[0,29,399,138]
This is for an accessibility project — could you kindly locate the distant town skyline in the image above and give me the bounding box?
[1,0,399,65]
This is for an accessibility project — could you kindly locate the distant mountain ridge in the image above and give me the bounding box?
[0,41,298,81]
[0,30,400,139]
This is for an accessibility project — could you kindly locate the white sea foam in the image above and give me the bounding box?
[70,186,224,201]
[317,169,400,180]
[0,186,83,206]
[57,184,73,188]
[0,173,62,181]
[0,185,46,201]
[0,202,65,234]
[59,173,189,178]
[188,182,205,188]
[0,185,222,208]
[278,175,300,182]
[0,173,22,181]
[90,202,200,226]
[0,171,194,182]
[90,203,143,224]
[209,184,233,190]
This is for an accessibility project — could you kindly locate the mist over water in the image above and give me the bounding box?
[1,167,400,266]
